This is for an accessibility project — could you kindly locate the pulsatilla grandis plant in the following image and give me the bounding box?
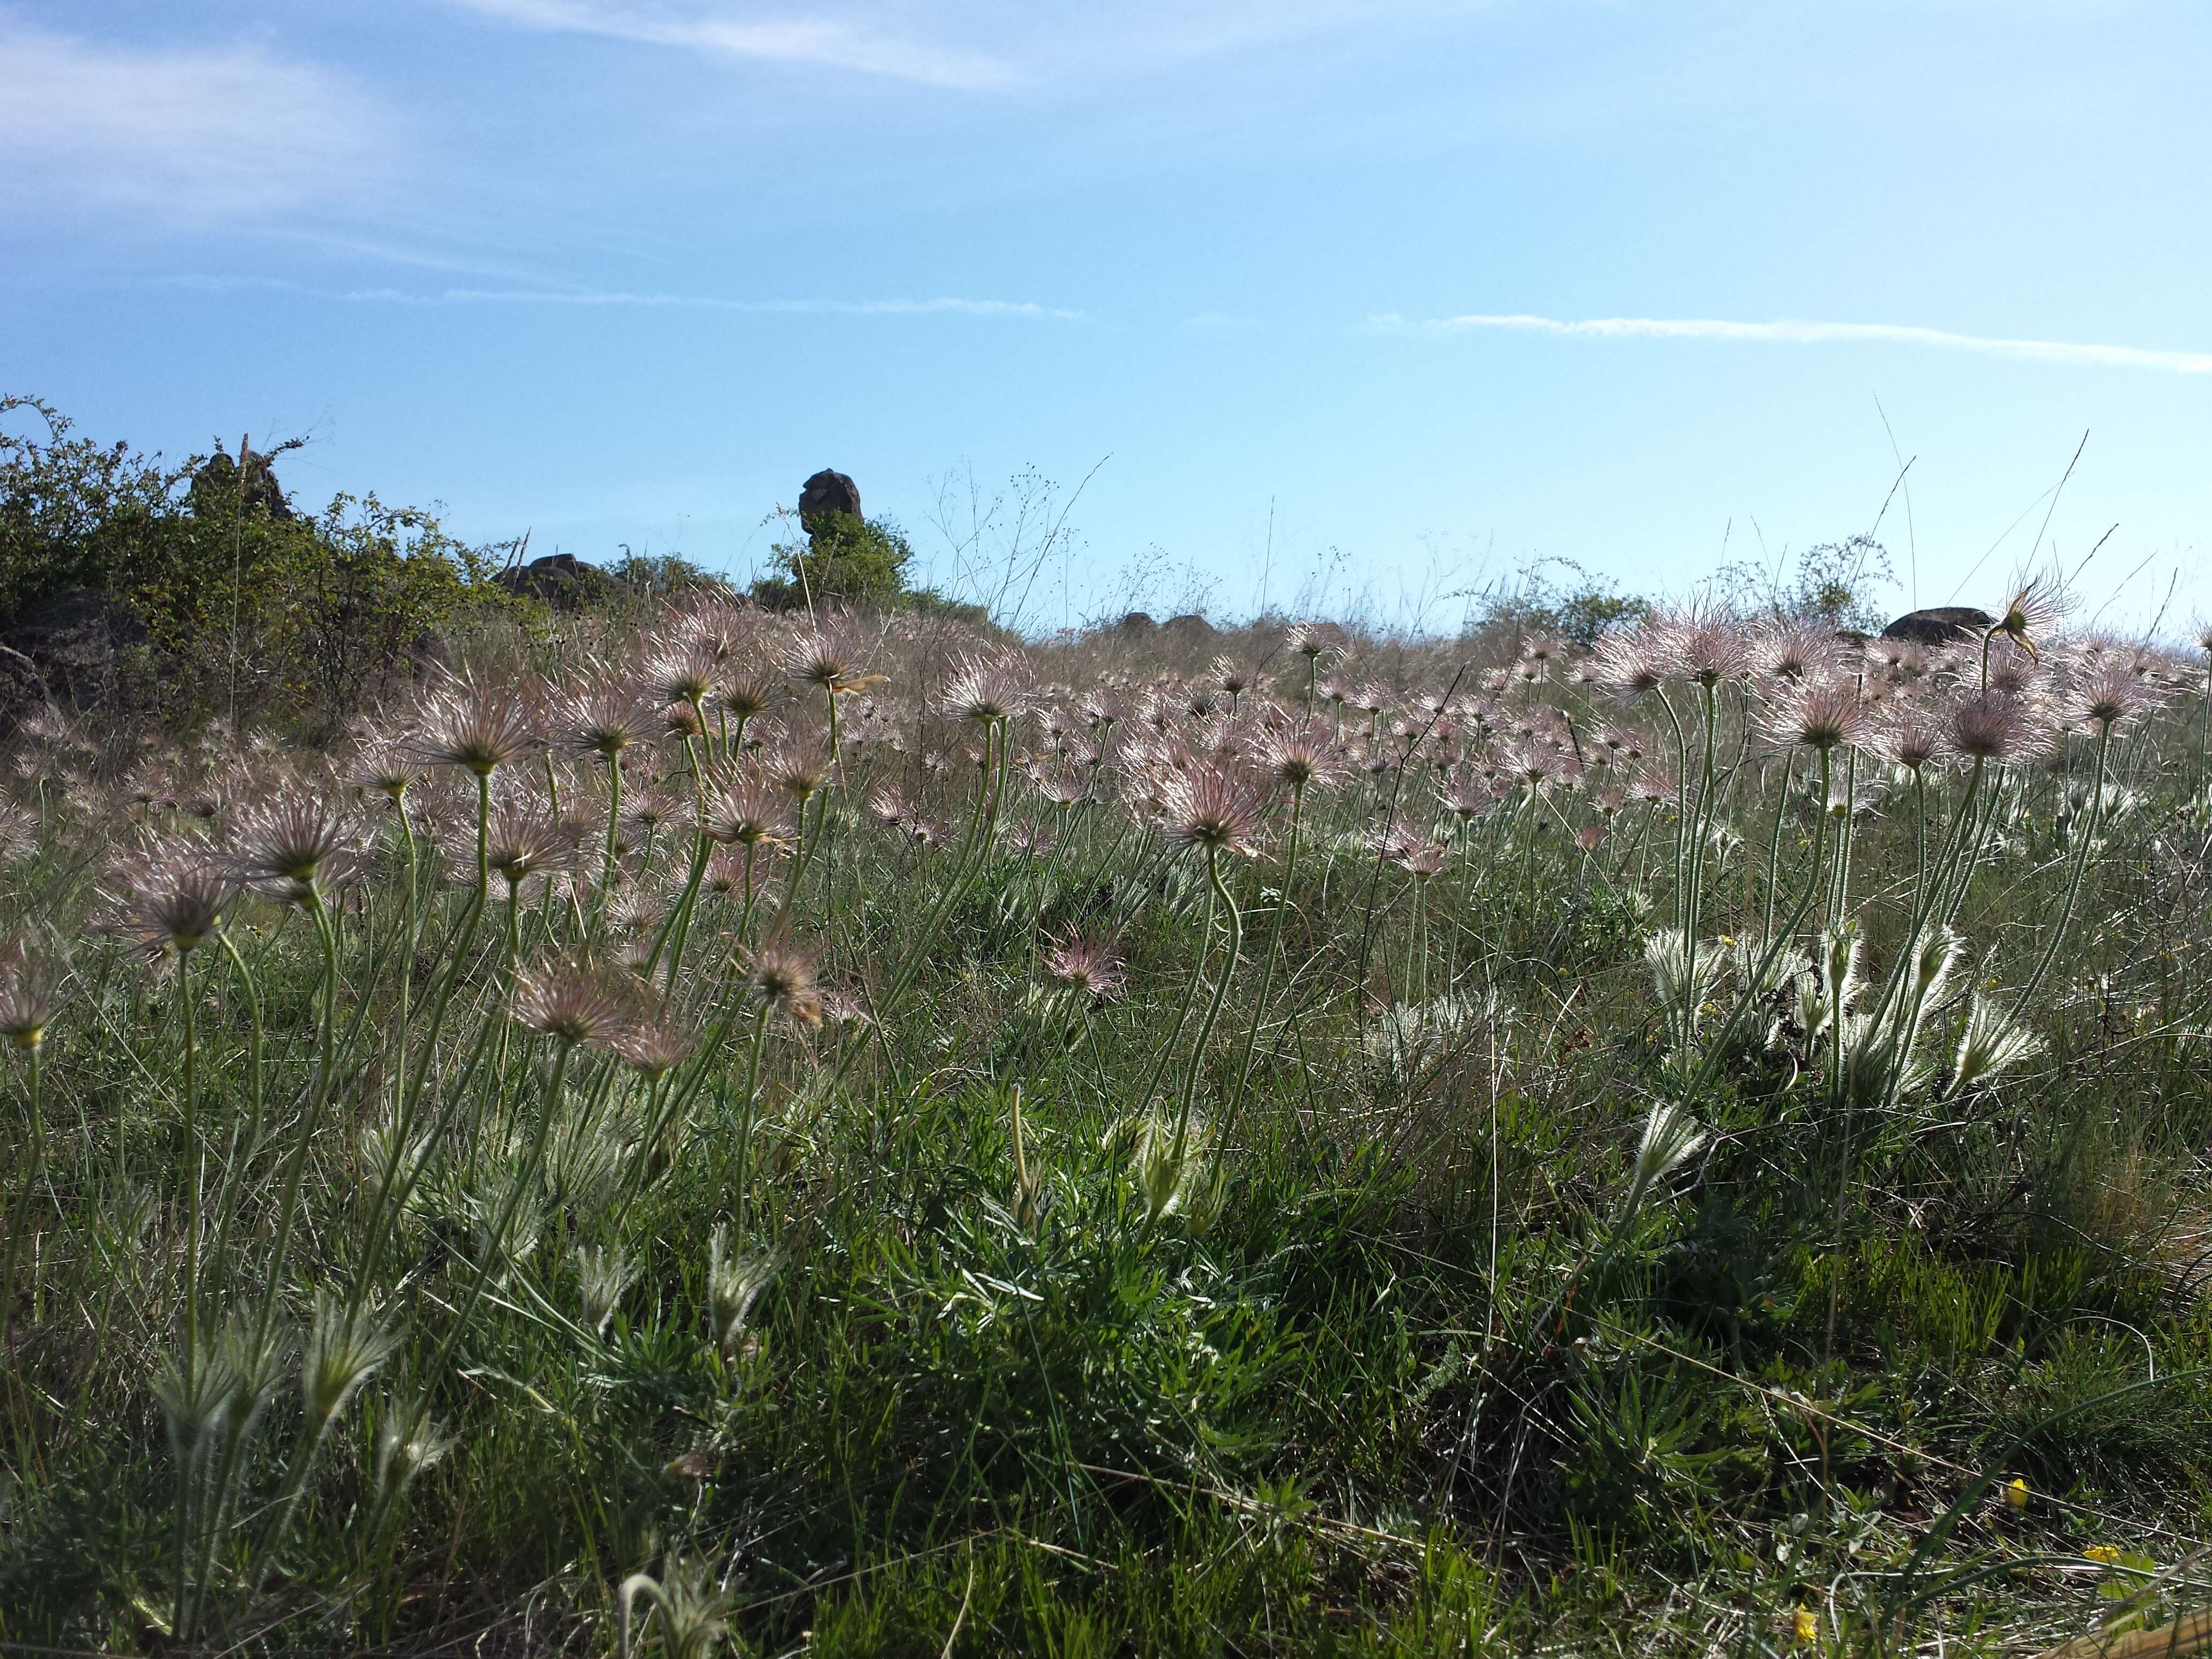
[0,567,2201,1652]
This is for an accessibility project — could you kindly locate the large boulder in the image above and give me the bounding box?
[1882,606,1993,646]
[188,447,294,520]
[495,552,626,611]
[799,469,862,537]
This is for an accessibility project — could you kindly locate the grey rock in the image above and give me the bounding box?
[189,447,293,520]
[1882,606,1993,646]
[1118,611,1157,631]
[496,552,625,611]
[799,469,862,536]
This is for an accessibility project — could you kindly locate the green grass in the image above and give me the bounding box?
[3,603,2212,1655]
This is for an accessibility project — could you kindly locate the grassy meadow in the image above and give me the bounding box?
[4,588,2212,1656]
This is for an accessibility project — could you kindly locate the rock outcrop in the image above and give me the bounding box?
[495,552,626,610]
[799,469,862,537]
[1882,606,1993,646]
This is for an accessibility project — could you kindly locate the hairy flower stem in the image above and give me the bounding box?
[390,800,421,1043]
[735,1002,771,1239]
[1171,846,1242,1164]
[600,753,624,920]
[1227,781,1304,1126]
[2,1043,43,1349]
[2021,721,2113,1007]
[168,946,205,1638]
[1655,689,1691,934]
[1759,752,1796,942]
[839,721,1006,1090]
[426,1038,573,1380]
[250,890,339,1350]
[178,948,203,1379]
[205,931,263,1291]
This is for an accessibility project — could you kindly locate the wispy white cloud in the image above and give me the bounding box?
[441,0,1017,88]
[354,286,1088,318]
[0,18,397,222]
[160,274,1088,319]
[436,1,1482,88]
[1376,310,2212,375]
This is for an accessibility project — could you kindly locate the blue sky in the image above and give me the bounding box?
[4,1,2208,634]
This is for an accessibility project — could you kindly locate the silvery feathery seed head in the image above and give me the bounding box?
[1042,930,1126,1003]
[2072,662,2159,732]
[483,794,584,890]
[1155,754,1268,858]
[1284,620,1340,661]
[406,679,540,778]
[513,963,634,1049]
[1946,690,2044,764]
[1755,617,1844,684]
[1628,1101,1708,1197]
[646,640,723,709]
[576,1243,641,1337]
[1437,776,1498,823]
[1395,839,1449,879]
[152,1341,242,1468]
[1952,997,2043,1095]
[225,793,363,900]
[355,746,423,805]
[743,939,823,1025]
[1983,638,2046,698]
[213,1315,288,1448]
[301,1290,396,1428]
[707,1225,781,1356]
[1520,632,1564,668]
[764,742,830,803]
[619,1555,733,1659]
[622,786,682,835]
[0,800,36,864]
[785,623,880,696]
[1872,705,1949,773]
[705,775,789,848]
[1258,721,1347,791]
[718,663,781,721]
[113,853,238,957]
[1589,623,1667,699]
[614,1014,695,1082]
[936,649,1032,726]
[1991,572,2068,660]
[1658,606,1754,689]
[0,936,66,1051]
[1761,675,1870,754]
[558,679,661,762]
[375,1390,453,1502]
[864,785,911,829]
